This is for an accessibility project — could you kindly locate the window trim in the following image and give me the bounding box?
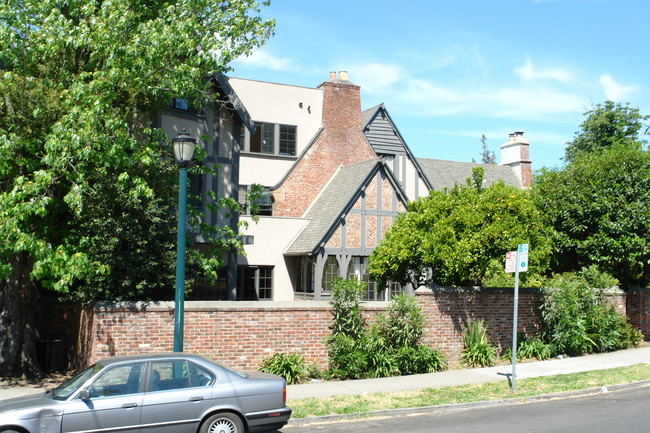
[241,122,297,157]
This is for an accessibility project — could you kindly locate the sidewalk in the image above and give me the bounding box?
[286,345,650,400]
[1,346,649,401]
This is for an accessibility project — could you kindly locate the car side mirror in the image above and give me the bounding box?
[78,389,91,400]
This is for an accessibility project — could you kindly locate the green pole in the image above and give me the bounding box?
[173,166,188,352]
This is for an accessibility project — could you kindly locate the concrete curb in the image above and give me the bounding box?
[286,379,650,426]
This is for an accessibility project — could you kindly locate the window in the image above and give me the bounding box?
[346,256,404,301]
[150,361,214,392]
[243,122,296,156]
[294,257,315,294]
[279,125,297,155]
[238,266,273,300]
[238,185,272,216]
[170,98,189,111]
[322,256,339,292]
[89,363,145,398]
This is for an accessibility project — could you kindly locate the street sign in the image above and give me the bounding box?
[505,251,517,273]
[518,243,529,272]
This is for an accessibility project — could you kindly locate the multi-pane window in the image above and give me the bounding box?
[238,266,273,300]
[322,256,339,291]
[279,125,297,155]
[259,267,272,299]
[238,185,272,216]
[243,122,296,156]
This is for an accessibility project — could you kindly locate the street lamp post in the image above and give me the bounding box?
[172,129,197,352]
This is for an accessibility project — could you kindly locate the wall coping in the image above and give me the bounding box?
[415,285,542,295]
[93,300,391,312]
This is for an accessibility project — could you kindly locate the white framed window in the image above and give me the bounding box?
[241,122,297,156]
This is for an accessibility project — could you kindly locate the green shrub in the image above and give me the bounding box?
[540,271,644,357]
[260,352,307,385]
[517,333,551,361]
[325,278,446,379]
[460,319,497,368]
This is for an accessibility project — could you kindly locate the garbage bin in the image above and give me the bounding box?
[37,339,66,372]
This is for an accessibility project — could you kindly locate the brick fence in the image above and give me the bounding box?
[39,286,646,372]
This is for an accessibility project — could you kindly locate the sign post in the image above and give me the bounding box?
[505,243,528,391]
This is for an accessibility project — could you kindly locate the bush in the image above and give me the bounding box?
[460,319,497,368]
[325,279,446,379]
[260,352,307,385]
[503,333,552,361]
[540,270,644,357]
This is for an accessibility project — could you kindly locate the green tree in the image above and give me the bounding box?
[0,0,274,376]
[368,167,551,288]
[479,134,496,164]
[533,145,650,288]
[564,101,649,163]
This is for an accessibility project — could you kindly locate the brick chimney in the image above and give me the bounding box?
[500,131,532,187]
[272,72,376,217]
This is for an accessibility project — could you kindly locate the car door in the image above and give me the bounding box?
[61,362,145,433]
[140,360,214,433]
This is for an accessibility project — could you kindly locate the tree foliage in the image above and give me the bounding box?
[0,0,274,376]
[368,168,551,288]
[479,134,496,164]
[534,102,650,288]
[564,101,649,163]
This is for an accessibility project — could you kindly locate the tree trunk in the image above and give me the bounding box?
[0,252,43,377]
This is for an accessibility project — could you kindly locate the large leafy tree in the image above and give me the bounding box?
[564,101,649,163]
[0,0,274,376]
[368,168,551,289]
[534,102,650,288]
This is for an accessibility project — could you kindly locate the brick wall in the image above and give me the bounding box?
[627,288,650,338]
[415,287,543,364]
[40,286,643,372]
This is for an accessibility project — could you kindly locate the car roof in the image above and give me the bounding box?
[96,352,208,367]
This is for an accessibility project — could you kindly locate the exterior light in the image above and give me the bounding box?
[172,129,197,166]
[172,129,197,352]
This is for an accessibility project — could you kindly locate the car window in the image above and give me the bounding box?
[53,364,103,400]
[150,361,214,391]
[188,362,215,387]
[89,363,145,398]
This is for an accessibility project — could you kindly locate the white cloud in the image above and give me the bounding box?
[236,49,294,72]
[600,74,636,101]
[349,63,403,93]
[514,59,572,83]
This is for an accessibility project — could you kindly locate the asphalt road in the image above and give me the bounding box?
[283,384,650,433]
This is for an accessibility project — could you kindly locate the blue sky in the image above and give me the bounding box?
[228,0,649,170]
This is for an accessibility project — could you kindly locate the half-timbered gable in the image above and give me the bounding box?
[362,104,431,200]
[286,159,408,300]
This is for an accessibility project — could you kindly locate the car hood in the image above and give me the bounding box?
[0,392,62,418]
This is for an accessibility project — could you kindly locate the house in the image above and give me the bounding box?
[160,72,532,302]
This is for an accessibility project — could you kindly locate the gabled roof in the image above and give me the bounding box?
[417,158,521,190]
[213,74,256,134]
[362,104,433,190]
[285,159,407,255]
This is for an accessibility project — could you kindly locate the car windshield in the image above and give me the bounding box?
[52,364,103,400]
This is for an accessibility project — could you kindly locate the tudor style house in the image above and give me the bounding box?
[160,72,533,302]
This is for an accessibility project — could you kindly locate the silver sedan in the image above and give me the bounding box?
[0,353,291,433]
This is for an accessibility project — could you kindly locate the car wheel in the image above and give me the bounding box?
[200,412,244,433]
